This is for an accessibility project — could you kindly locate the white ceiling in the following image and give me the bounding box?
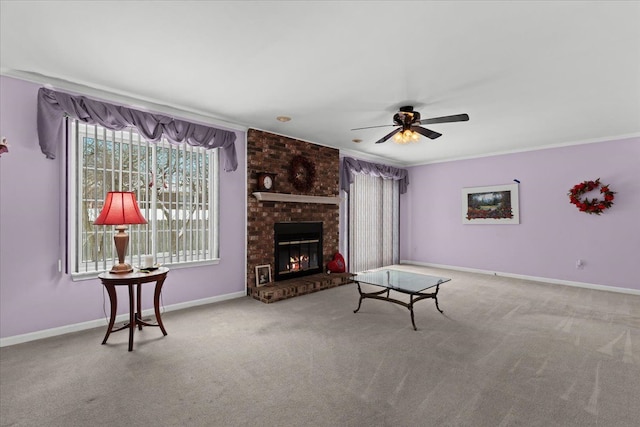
[1,1,639,166]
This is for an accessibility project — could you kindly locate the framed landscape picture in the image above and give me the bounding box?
[462,183,520,224]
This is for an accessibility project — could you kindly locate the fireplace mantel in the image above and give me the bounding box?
[252,192,340,205]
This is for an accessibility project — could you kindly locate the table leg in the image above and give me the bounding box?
[434,284,443,314]
[136,283,143,331]
[128,284,135,351]
[353,282,364,313]
[153,276,168,336]
[101,284,117,345]
[409,294,417,331]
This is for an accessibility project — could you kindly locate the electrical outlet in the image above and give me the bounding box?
[576,259,584,269]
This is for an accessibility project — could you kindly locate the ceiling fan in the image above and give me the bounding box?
[352,106,469,144]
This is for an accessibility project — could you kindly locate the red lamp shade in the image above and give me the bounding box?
[94,192,147,274]
[94,192,147,226]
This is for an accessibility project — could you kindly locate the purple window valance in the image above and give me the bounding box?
[37,88,238,171]
[341,157,409,194]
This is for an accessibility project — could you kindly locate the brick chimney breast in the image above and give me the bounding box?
[246,129,341,301]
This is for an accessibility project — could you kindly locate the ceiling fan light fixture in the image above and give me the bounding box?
[394,129,419,144]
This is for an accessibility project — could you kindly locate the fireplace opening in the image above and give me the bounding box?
[274,222,323,281]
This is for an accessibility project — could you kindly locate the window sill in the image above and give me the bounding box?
[70,258,220,281]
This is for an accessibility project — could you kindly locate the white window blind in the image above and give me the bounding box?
[348,173,400,272]
[69,120,219,277]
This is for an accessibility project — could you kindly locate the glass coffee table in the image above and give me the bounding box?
[353,269,451,330]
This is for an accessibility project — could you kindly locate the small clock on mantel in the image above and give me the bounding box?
[257,172,276,192]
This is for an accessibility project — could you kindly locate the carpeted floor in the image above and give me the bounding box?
[1,265,639,426]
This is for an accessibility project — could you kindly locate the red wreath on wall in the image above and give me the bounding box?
[568,178,615,215]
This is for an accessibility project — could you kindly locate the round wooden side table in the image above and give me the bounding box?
[97,267,169,351]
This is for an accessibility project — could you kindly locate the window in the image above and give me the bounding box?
[69,119,219,277]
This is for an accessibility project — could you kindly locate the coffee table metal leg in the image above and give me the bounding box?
[409,294,417,330]
[433,284,443,314]
[434,297,443,314]
[353,282,364,313]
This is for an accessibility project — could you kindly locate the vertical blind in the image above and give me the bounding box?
[71,120,218,275]
[348,173,400,272]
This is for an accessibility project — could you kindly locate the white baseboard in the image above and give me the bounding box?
[400,260,640,296]
[0,291,246,348]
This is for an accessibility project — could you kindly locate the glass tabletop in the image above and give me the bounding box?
[353,269,451,293]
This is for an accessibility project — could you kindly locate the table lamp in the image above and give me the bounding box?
[94,191,147,274]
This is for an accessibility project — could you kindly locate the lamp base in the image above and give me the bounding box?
[110,263,133,274]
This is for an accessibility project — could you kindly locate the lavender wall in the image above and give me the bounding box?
[400,137,640,291]
[0,76,247,339]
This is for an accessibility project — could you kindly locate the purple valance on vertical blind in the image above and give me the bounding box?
[341,157,409,194]
[37,87,238,171]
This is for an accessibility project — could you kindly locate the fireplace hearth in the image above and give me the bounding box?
[274,222,323,281]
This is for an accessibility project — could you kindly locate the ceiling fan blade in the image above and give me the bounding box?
[375,128,401,144]
[351,124,396,131]
[412,126,442,140]
[418,113,469,125]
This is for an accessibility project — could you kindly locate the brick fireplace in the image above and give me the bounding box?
[247,129,351,302]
